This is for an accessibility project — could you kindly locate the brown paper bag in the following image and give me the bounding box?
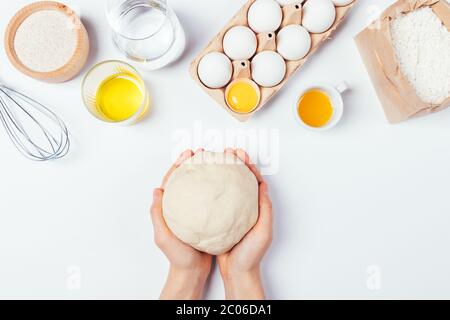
[355,0,450,123]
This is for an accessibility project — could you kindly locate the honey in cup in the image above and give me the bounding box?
[226,79,260,114]
[297,89,334,128]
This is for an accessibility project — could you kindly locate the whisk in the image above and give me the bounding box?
[0,84,70,161]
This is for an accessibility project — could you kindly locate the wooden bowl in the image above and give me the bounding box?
[4,1,90,83]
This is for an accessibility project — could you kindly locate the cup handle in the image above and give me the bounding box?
[335,82,349,94]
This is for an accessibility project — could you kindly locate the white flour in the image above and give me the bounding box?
[391,7,450,104]
[14,10,78,73]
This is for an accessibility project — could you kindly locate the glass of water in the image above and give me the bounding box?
[106,0,185,70]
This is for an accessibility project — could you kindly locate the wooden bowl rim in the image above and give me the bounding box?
[4,1,88,80]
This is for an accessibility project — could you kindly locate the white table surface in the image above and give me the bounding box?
[1,0,449,300]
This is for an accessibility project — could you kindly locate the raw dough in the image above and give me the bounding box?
[163,151,259,255]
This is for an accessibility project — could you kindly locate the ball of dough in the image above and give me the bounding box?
[252,51,286,87]
[332,0,354,6]
[223,26,258,60]
[198,52,232,89]
[248,0,283,33]
[302,0,336,34]
[163,151,259,255]
[277,25,311,61]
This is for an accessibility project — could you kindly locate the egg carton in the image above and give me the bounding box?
[189,0,357,122]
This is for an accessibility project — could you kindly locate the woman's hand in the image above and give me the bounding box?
[151,150,212,300]
[217,149,273,300]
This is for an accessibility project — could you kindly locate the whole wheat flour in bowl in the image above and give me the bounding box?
[391,7,450,104]
[14,10,78,73]
[5,1,90,83]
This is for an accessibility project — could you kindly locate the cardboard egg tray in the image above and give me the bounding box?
[189,0,357,122]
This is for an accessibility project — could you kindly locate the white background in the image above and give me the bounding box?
[1,0,449,300]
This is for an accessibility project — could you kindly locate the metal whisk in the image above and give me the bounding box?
[0,84,70,161]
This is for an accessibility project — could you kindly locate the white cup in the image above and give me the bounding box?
[294,82,349,131]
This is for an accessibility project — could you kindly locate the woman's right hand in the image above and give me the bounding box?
[217,149,273,300]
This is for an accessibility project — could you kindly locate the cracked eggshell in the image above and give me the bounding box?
[332,0,355,6]
[277,25,311,61]
[248,0,283,33]
[223,26,257,60]
[198,52,233,89]
[251,51,286,87]
[302,0,336,34]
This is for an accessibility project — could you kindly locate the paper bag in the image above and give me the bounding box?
[355,0,450,123]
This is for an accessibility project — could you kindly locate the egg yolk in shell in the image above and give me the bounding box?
[226,80,260,114]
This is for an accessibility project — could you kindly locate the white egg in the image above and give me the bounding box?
[223,26,257,60]
[276,0,301,6]
[302,0,336,34]
[248,0,283,33]
[277,25,311,61]
[332,0,354,6]
[251,51,286,87]
[198,52,233,89]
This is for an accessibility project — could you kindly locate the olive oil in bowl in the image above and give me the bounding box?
[82,61,150,125]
